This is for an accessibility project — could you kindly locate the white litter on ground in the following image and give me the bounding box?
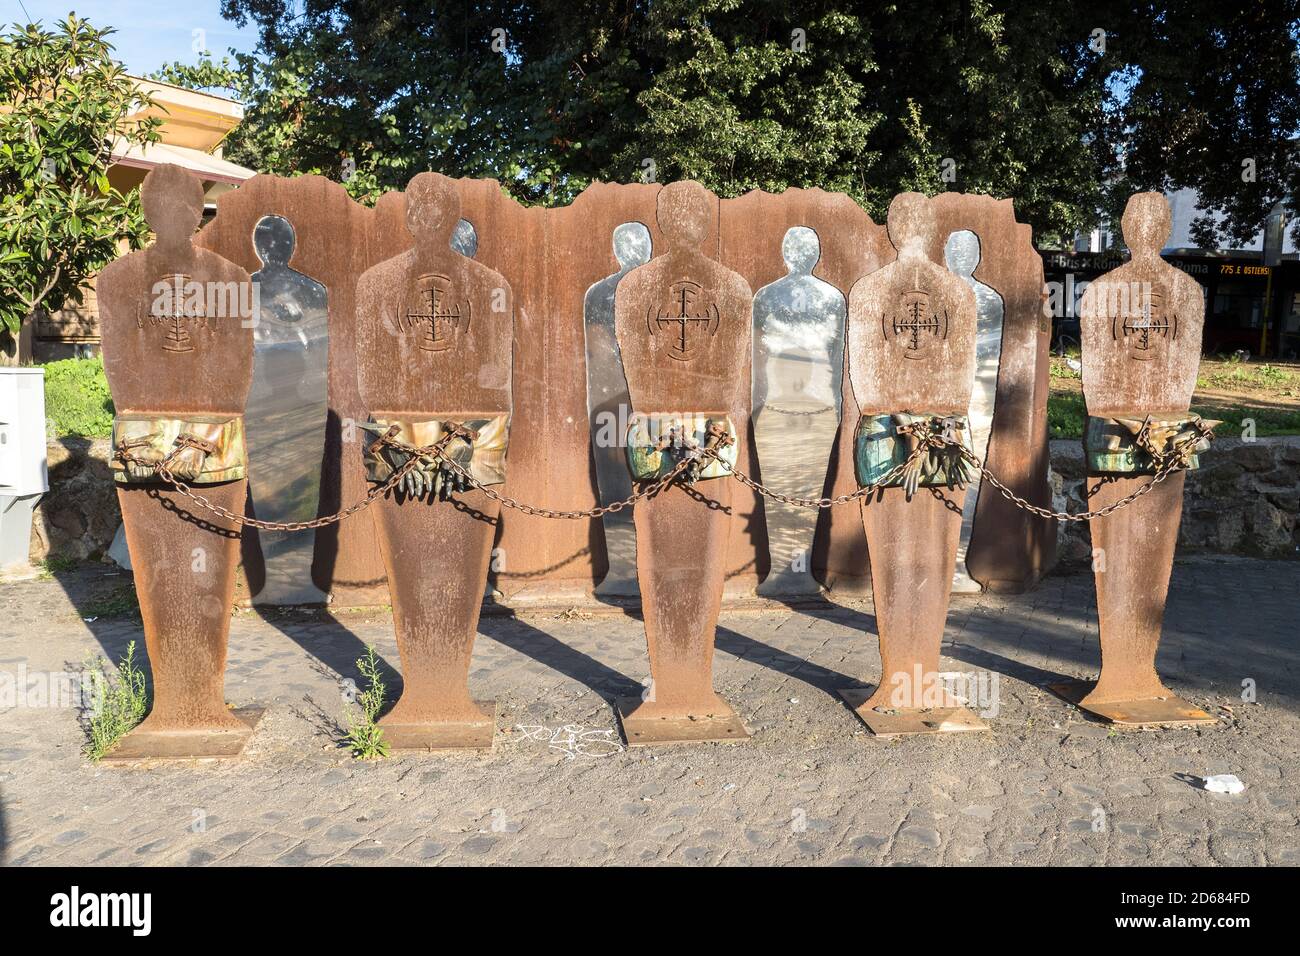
[1202,774,1246,794]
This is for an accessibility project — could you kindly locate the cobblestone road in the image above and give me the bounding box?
[1,556,1296,866]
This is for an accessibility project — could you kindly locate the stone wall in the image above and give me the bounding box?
[1050,435,1300,567]
[28,435,1300,571]
[29,437,119,564]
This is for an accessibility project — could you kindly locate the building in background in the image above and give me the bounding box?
[35,77,256,360]
[1043,189,1299,359]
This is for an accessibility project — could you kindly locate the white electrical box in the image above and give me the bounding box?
[0,368,48,495]
[0,367,48,572]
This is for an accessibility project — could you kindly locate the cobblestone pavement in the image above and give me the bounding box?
[1,556,1297,867]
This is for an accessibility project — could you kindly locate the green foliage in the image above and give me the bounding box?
[191,1,1297,245]
[83,640,149,761]
[1192,404,1300,438]
[39,554,78,577]
[0,16,161,347]
[42,355,114,438]
[344,646,390,760]
[1047,391,1300,439]
[1048,392,1088,439]
[1109,0,1300,248]
[618,3,883,202]
[1049,355,1082,381]
[81,583,141,619]
[1200,362,1297,395]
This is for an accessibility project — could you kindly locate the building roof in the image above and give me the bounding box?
[109,75,256,184]
[109,138,255,185]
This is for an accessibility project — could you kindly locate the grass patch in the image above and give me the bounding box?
[80,582,140,619]
[1047,392,1087,439]
[344,645,390,760]
[39,554,79,579]
[1049,355,1082,381]
[1185,403,1300,438]
[83,640,149,762]
[1046,392,1300,440]
[1199,361,1299,397]
[42,355,114,439]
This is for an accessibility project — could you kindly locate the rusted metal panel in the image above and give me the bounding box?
[190,177,1056,609]
[1072,192,1212,725]
[929,193,1056,594]
[843,193,983,730]
[354,172,514,749]
[196,174,388,606]
[612,181,752,742]
[494,182,650,602]
[97,164,259,757]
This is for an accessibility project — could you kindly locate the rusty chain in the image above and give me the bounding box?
[115,417,1210,531]
[113,429,699,529]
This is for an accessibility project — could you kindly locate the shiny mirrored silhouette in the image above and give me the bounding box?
[452,218,478,258]
[246,214,330,604]
[584,221,652,597]
[944,230,1004,593]
[752,226,845,596]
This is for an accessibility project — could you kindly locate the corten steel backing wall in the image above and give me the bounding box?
[198,176,1054,605]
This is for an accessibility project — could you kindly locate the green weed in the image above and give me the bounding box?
[344,645,390,760]
[83,640,149,761]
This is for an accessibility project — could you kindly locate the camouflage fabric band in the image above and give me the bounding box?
[363,415,510,487]
[625,413,738,482]
[854,412,972,488]
[1084,414,1215,474]
[111,415,247,484]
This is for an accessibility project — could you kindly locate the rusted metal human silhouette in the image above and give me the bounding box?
[355,172,513,750]
[1068,191,1214,726]
[98,163,260,759]
[843,192,983,735]
[613,181,753,744]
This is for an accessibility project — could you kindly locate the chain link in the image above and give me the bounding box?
[115,417,1209,531]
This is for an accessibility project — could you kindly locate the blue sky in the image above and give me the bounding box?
[7,0,260,77]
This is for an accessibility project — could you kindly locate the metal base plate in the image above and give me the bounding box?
[1049,681,1217,727]
[615,697,750,746]
[101,707,264,764]
[380,701,496,752]
[837,688,989,737]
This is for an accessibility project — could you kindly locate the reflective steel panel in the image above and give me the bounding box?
[452,218,478,258]
[944,229,1004,593]
[246,214,330,604]
[584,221,652,597]
[752,226,845,596]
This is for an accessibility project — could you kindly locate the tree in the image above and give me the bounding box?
[0,15,161,362]
[1105,0,1300,248]
[169,1,1298,245]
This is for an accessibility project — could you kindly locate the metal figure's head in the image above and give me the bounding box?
[451,218,478,258]
[253,215,296,267]
[886,192,937,255]
[405,172,461,246]
[142,164,205,247]
[1121,192,1172,258]
[612,221,652,271]
[944,229,981,278]
[657,180,711,250]
[781,226,820,275]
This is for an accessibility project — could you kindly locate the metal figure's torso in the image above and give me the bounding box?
[752,226,845,595]
[245,215,330,604]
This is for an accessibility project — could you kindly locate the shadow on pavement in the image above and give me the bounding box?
[478,613,643,705]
